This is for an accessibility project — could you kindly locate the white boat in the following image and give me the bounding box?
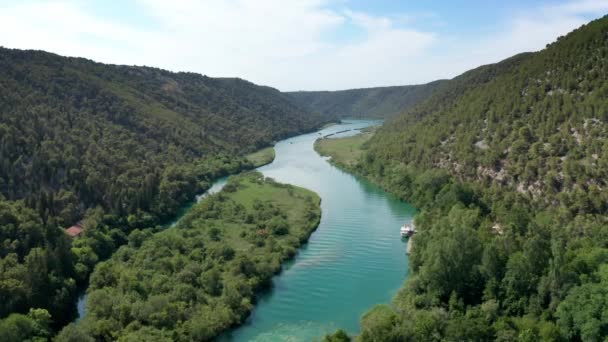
[400,223,416,238]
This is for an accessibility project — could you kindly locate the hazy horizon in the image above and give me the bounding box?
[1,0,607,91]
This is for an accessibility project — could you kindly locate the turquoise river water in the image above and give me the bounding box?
[77,120,416,341]
[219,120,416,341]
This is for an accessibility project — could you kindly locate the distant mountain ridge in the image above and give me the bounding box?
[287,81,446,119]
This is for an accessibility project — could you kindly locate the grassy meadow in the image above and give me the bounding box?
[314,128,376,168]
[245,147,276,167]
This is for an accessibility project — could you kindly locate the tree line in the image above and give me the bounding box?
[54,172,321,341]
[325,15,608,341]
[0,47,328,335]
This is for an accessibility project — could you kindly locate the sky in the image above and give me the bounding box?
[0,0,607,91]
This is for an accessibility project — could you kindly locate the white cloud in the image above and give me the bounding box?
[0,0,438,89]
[552,0,608,14]
[0,0,606,90]
[0,1,152,64]
[417,0,608,82]
[132,0,438,90]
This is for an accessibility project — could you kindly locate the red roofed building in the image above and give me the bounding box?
[65,225,83,237]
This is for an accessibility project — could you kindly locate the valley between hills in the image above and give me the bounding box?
[2,14,608,342]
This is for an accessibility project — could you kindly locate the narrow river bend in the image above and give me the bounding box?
[220,120,416,341]
[77,120,416,341]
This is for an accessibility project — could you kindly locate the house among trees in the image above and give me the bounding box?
[65,224,83,237]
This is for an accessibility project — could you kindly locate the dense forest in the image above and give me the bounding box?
[55,172,321,341]
[332,15,608,341]
[287,81,444,119]
[0,47,328,333]
[3,10,608,342]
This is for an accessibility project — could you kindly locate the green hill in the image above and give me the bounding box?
[0,47,325,209]
[287,81,445,119]
[344,15,608,341]
[0,47,326,329]
[366,17,608,203]
[64,172,321,341]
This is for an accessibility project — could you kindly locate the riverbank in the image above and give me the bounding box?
[313,127,420,341]
[73,148,277,321]
[314,127,418,258]
[314,127,376,168]
[221,120,414,341]
[315,123,595,340]
[59,172,321,340]
[245,146,276,168]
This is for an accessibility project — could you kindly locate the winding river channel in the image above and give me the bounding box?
[221,120,416,340]
[78,120,416,341]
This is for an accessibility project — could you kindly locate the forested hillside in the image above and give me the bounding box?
[0,47,324,208]
[287,81,444,119]
[0,47,326,332]
[56,172,321,341]
[345,15,608,341]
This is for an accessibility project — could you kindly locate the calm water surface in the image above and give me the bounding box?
[220,120,416,341]
[78,121,416,341]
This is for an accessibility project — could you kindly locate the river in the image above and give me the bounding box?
[77,120,416,340]
[220,120,416,340]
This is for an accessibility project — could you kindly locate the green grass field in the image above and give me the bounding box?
[180,171,321,255]
[314,128,376,167]
[245,147,276,167]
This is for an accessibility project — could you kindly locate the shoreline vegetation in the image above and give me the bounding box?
[318,122,597,340]
[315,124,572,341]
[245,147,276,168]
[54,172,322,341]
[319,16,608,341]
[2,13,607,342]
[314,127,376,169]
[0,45,334,339]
